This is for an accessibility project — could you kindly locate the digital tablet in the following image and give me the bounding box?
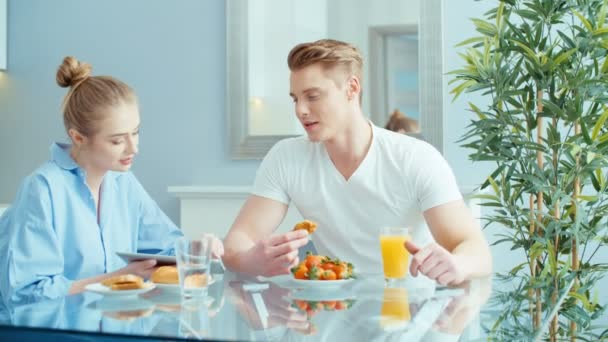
[116,252,176,266]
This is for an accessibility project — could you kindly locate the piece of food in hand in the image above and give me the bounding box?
[101,274,144,290]
[151,266,179,284]
[291,252,355,280]
[293,219,317,234]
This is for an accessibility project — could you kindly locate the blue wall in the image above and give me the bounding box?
[0,0,260,221]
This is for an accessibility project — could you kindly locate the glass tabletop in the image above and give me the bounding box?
[0,271,551,341]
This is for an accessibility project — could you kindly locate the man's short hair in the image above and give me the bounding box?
[287,39,363,98]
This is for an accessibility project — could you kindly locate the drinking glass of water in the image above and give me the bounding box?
[175,236,213,298]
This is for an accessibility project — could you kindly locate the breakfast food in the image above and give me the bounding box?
[293,220,317,234]
[184,273,209,288]
[291,252,354,280]
[101,274,144,290]
[151,266,179,284]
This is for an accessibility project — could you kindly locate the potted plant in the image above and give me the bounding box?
[450,0,608,340]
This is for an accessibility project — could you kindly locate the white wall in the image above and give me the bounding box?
[443,0,524,287]
[248,0,326,135]
[328,0,420,118]
[0,0,6,70]
[248,0,421,135]
[0,0,261,224]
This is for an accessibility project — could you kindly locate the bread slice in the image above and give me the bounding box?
[101,274,144,290]
[293,220,317,234]
[151,266,179,284]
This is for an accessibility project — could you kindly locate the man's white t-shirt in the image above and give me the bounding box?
[252,124,462,274]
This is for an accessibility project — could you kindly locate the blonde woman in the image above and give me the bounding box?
[0,56,223,306]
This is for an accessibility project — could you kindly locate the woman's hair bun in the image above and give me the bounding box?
[56,56,92,88]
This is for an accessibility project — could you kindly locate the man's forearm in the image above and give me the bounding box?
[452,237,493,279]
[223,231,255,273]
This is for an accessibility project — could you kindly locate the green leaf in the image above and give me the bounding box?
[568,291,595,311]
[577,195,599,202]
[602,56,608,74]
[573,10,594,31]
[455,37,485,47]
[541,99,566,118]
[510,40,539,65]
[509,262,528,275]
[591,108,608,140]
[580,118,594,145]
[595,168,606,189]
[487,175,500,196]
[471,18,498,37]
[468,102,487,120]
[450,80,477,102]
[557,30,576,49]
[593,27,608,38]
[496,1,504,29]
[483,37,491,68]
[552,48,577,67]
[599,0,607,28]
[529,241,544,261]
[516,9,541,21]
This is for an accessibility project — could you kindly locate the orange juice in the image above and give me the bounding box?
[380,287,411,328]
[380,235,409,279]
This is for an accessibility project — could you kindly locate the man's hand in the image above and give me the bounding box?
[404,241,465,286]
[242,229,309,277]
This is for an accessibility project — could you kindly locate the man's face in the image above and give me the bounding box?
[289,64,356,142]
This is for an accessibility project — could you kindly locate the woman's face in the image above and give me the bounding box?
[76,101,141,173]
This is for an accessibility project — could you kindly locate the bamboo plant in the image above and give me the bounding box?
[450,0,608,340]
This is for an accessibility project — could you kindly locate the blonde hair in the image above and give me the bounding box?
[287,39,363,102]
[56,56,137,137]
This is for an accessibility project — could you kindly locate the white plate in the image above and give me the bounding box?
[290,287,356,301]
[85,282,156,297]
[116,252,176,265]
[260,274,355,289]
[292,277,354,288]
[153,275,216,293]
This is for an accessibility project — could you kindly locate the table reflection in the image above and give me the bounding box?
[0,272,492,341]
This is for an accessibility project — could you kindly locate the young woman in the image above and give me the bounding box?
[0,56,223,306]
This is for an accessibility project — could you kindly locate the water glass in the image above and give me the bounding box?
[175,236,213,298]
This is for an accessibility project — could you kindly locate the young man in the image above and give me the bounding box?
[223,39,492,285]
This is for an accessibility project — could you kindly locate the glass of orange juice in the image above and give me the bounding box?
[380,227,411,284]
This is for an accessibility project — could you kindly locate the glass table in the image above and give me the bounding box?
[0,270,545,341]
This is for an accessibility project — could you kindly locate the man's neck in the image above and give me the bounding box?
[324,114,373,179]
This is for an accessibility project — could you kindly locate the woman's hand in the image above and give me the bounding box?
[200,233,225,259]
[114,259,158,279]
